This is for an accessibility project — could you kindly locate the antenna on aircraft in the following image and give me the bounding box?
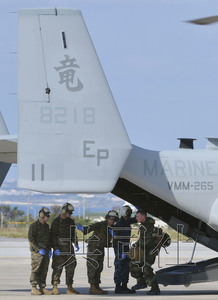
[188,15,218,25]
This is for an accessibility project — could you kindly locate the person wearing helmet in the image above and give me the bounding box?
[28,207,52,295]
[50,203,79,295]
[113,205,137,294]
[130,209,160,295]
[77,209,119,295]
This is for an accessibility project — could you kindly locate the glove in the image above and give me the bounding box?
[76,225,84,232]
[54,249,61,256]
[49,250,52,259]
[75,245,79,252]
[121,253,126,259]
[109,228,116,237]
[39,249,46,256]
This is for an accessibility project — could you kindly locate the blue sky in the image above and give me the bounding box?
[1,0,218,183]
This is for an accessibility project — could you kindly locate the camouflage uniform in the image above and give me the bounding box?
[130,217,159,287]
[84,221,113,284]
[50,215,78,286]
[28,220,51,288]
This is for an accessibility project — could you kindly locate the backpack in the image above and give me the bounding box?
[152,227,171,251]
[129,227,171,260]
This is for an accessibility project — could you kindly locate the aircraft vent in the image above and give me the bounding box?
[177,138,196,149]
[206,138,218,150]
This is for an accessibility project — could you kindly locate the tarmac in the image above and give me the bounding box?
[0,237,218,299]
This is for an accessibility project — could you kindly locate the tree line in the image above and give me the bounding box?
[0,205,93,226]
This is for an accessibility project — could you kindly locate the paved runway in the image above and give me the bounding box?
[0,237,218,299]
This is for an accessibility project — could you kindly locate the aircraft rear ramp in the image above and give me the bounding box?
[156,257,218,286]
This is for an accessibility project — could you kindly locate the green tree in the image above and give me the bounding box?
[48,205,61,224]
[0,205,25,222]
[10,207,25,221]
[74,216,93,226]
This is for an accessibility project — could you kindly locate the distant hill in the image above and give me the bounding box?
[0,177,126,217]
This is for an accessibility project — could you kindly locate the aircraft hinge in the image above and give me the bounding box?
[45,87,51,94]
[62,32,67,49]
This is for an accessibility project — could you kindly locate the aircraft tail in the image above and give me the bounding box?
[0,112,12,186]
[17,8,131,193]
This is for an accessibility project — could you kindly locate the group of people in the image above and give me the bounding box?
[28,202,161,295]
[28,203,79,295]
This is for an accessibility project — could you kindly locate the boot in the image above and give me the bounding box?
[96,284,108,294]
[131,279,147,291]
[115,283,123,294]
[122,283,136,294]
[31,286,42,295]
[40,287,53,295]
[52,285,59,295]
[89,284,102,295]
[89,284,106,295]
[146,283,160,295]
[67,284,80,295]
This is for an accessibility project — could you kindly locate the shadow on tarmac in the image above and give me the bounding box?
[1,288,218,297]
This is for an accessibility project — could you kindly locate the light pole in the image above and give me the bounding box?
[30,207,36,221]
[83,198,86,219]
[0,211,3,228]
[78,202,81,219]
[27,191,31,226]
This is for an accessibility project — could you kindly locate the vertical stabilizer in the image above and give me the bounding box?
[18,8,131,193]
[0,112,12,186]
[0,112,9,135]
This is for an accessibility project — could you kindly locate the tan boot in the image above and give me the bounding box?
[96,284,108,294]
[52,285,59,295]
[89,284,107,295]
[31,286,42,295]
[40,287,53,295]
[67,285,80,295]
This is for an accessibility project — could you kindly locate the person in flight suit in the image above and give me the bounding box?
[130,209,161,295]
[77,210,119,295]
[113,205,137,294]
[28,207,52,295]
[50,202,79,295]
